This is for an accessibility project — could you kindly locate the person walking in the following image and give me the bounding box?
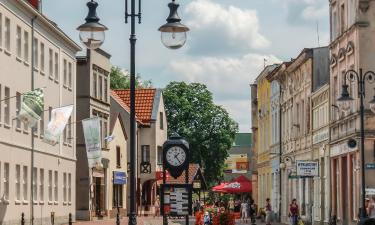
[289,199,299,225]
[154,196,160,218]
[368,196,375,219]
[265,198,272,225]
[241,199,249,223]
[229,198,235,212]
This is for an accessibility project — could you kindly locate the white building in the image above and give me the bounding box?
[0,0,81,224]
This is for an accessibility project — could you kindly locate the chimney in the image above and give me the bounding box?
[27,0,39,10]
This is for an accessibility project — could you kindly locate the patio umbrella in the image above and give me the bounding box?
[213,175,252,193]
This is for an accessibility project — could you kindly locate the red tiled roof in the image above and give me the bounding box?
[167,164,207,190]
[114,89,156,124]
[110,90,143,124]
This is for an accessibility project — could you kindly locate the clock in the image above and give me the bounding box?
[163,134,189,179]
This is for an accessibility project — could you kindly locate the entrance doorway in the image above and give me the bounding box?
[94,177,105,217]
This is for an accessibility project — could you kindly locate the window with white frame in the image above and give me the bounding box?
[16,92,21,129]
[4,17,10,51]
[40,43,45,72]
[16,165,21,201]
[49,49,53,78]
[40,109,44,137]
[33,38,38,68]
[67,117,72,144]
[16,26,22,58]
[93,72,97,98]
[63,59,67,86]
[98,75,103,100]
[39,168,44,202]
[332,10,338,40]
[68,173,71,203]
[32,167,37,202]
[141,145,150,163]
[0,85,2,124]
[63,172,67,202]
[104,77,108,102]
[48,170,52,202]
[23,166,28,201]
[24,31,29,62]
[4,86,10,125]
[54,171,58,202]
[0,13,2,48]
[68,62,72,88]
[4,163,9,201]
[54,52,59,82]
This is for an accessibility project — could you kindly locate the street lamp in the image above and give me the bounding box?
[77,1,189,225]
[337,69,375,223]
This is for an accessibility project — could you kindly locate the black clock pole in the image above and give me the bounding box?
[185,153,189,225]
[163,156,168,225]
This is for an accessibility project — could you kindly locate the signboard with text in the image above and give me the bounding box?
[224,154,249,174]
[113,171,127,185]
[161,184,192,216]
[296,161,319,177]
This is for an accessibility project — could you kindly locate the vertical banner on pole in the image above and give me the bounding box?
[18,88,44,127]
[43,105,73,146]
[82,117,102,168]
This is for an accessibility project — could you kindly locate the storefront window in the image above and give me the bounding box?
[113,184,123,207]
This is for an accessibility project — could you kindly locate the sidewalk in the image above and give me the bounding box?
[68,217,180,225]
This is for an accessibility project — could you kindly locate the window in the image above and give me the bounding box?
[63,59,67,86]
[93,72,97,98]
[24,31,29,62]
[68,173,71,203]
[103,120,108,146]
[0,13,2,48]
[48,170,52,202]
[23,166,28,201]
[141,145,150,163]
[116,146,121,168]
[157,146,163,165]
[332,11,338,40]
[340,4,345,34]
[68,62,72,88]
[54,52,59,81]
[160,112,164,130]
[4,86,10,125]
[40,109,44,137]
[33,167,37,202]
[63,173,67,202]
[113,185,123,207]
[67,117,72,144]
[98,75,103,100]
[16,92,21,129]
[39,169,44,202]
[104,77,108,102]
[16,165,21,201]
[16,26,22,57]
[49,49,53,77]
[0,85,2,124]
[4,163,9,201]
[54,171,58,202]
[4,17,10,51]
[33,38,38,68]
[40,43,45,72]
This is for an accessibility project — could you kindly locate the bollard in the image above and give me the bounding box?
[116,212,120,225]
[21,213,25,225]
[69,213,72,225]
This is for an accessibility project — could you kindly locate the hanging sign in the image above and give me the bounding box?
[113,171,127,185]
[43,105,73,146]
[161,184,192,216]
[296,161,319,177]
[82,117,102,168]
[18,89,44,127]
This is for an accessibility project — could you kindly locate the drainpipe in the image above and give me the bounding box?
[279,87,282,223]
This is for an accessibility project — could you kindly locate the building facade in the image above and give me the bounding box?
[250,83,259,204]
[0,0,81,224]
[76,49,111,220]
[329,1,375,224]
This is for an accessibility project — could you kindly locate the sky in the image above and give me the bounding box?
[43,0,330,133]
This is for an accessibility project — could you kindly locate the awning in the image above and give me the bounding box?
[211,175,252,193]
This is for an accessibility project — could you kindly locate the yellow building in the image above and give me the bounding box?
[254,65,278,209]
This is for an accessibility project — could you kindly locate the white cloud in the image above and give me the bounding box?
[278,0,328,24]
[166,54,281,132]
[184,0,270,53]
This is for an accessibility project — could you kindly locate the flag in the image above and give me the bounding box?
[43,105,73,146]
[104,135,115,143]
[18,89,44,127]
[82,117,102,168]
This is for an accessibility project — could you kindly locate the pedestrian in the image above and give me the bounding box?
[154,196,160,218]
[265,198,272,225]
[241,199,249,223]
[203,211,211,225]
[229,198,235,212]
[289,199,299,225]
[368,196,375,219]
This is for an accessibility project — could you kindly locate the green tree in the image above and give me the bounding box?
[110,66,152,89]
[163,82,238,184]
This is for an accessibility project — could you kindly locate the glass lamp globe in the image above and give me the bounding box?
[79,28,105,50]
[161,30,187,50]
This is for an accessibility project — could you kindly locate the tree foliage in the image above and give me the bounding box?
[163,82,238,185]
[110,66,152,90]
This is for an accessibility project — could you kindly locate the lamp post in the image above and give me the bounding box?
[77,1,189,225]
[337,69,375,223]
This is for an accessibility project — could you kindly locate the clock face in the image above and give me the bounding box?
[166,146,186,167]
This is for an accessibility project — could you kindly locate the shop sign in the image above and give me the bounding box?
[161,184,192,216]
[224,154,249,174]
[330,142,358,157]
[366,164,375,170]
[366,188,375,196]
[113,171,127,185]
[313,128,329,144]
[296,161,319,177]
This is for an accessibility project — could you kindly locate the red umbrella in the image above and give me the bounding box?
[213,175,252,193]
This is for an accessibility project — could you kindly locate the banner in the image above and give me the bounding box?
[224,154,249,174]
[18,89,44,127]
[82,117,102,168]
[43,105,73,146]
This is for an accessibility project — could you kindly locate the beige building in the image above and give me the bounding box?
[250,83,259,204]
[111,89,168,216]
[76,49,111,220]
[0,0,81,224]
[329,1,375,224]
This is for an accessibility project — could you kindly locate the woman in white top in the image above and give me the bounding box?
[368,196,375,219]
[241,201,249,223]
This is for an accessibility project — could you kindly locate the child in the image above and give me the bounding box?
[204,211,211,225]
